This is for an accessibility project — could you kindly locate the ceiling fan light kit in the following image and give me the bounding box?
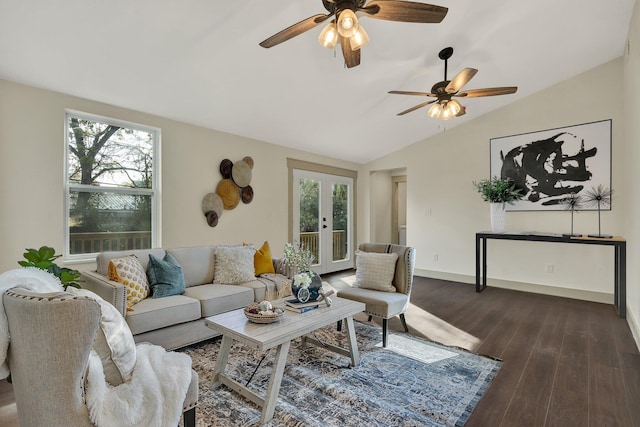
[390,47,518,119]
[260,0,448,68]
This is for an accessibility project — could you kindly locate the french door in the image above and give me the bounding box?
[293,169,354,274]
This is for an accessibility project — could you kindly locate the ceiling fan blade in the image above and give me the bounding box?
[397,99,437,116]
[340,35,361,68]
[259,14,332,48]
[445,68,478,94]
[456,86,518,98]
[388,90,437,97]
[360,1,448,23]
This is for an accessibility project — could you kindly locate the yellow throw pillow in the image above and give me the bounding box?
[108,255,150,311]
[244,241,275,276]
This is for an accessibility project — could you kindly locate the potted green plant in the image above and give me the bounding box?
[283,241,321,302]
[473,176,523,232]
[18,246,82,290]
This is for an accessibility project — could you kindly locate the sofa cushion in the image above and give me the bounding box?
[147,253,186,298]
[167,245,216,287]
[96,248,166,276]
[108,255,150,310]
[213,245,256,285]
[184,284,254,317]
[338,287,409,318]
[125,295,201,335]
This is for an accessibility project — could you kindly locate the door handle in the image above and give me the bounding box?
[323,225,328,229]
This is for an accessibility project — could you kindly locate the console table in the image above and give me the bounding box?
[475,232,626,318]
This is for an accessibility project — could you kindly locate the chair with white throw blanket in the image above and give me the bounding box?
[337,243,416,347]
[3,285,198,427]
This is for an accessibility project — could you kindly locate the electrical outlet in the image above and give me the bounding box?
[545,264,554,273]
[433,254,439,262]
[425,208,432,216]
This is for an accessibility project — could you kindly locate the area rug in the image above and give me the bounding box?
[179,322,501,427]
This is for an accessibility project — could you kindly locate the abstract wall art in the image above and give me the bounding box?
[490,119,611,211]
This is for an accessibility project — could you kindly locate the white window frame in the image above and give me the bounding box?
[64,110,161,261]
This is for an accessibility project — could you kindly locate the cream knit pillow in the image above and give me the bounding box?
[213,245,256,285]
[353,250,398,292]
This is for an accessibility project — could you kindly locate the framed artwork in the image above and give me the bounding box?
[490,119,612,211]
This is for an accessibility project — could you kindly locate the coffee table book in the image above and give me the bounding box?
[284,299,319,312]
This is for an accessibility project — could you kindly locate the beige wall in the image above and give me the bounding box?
[0,79,360,273]
[624,0,640,346]
[364,57,626,305]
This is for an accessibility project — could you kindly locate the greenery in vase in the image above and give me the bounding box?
[283,241,315,275]
[18,246,82,290]
[473,176,524,205]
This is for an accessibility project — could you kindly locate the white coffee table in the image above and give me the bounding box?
[205,296,365,424]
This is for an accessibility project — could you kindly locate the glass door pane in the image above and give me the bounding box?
[293,169,353,274]
[332,182,349,262]
[298,177,320,267]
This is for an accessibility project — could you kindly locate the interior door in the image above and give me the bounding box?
[293,169,353,274]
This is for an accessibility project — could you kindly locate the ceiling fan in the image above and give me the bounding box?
[389,47,518,119]
[259,0,448,68]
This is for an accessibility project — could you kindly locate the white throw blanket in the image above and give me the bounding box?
[0,268,192,427]
[85,343,192,427]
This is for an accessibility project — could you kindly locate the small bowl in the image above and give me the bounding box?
[244,304,284,324]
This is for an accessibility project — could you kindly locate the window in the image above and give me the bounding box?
[65,111,160,259]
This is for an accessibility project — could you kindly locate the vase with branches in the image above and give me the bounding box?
[283,241,322,302]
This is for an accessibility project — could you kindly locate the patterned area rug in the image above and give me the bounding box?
[179,321,501,427]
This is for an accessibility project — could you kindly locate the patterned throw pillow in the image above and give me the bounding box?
[108,255,150,310]
[353,251,399,292]
[213,245,256,285]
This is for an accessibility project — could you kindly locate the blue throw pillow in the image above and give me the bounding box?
[147,253,186,298]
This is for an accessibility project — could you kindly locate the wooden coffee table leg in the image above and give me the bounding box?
[260,340,291,424]
[212,335,233,388]
[344,316,360,367]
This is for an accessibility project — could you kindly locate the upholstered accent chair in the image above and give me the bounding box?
[337,243,416,347]
[3,288,198,427]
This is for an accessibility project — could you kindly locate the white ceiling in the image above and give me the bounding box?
[0,0,635,164]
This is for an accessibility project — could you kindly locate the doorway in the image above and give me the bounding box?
[291,169,354,274]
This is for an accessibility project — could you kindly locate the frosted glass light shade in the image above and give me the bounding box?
[446,99,462,116]
[337,9,358,38]
[350,25,369,50]
[428,103,442,118]
[318,22,338,49]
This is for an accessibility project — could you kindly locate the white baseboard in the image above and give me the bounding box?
[415,268,639,352]
[627,309,640,352]
[415,268,613,304]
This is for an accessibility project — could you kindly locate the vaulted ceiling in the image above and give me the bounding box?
[0,0,635,163]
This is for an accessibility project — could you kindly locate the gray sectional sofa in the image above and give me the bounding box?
[81,245,292,350]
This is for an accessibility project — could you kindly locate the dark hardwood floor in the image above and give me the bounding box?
[2,273,639,426]
[324,271,640,427]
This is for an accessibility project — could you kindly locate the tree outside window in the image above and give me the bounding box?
[65,112,159,257]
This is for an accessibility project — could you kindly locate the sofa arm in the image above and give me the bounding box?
[80,271,127,316]
[272,257,293,279]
